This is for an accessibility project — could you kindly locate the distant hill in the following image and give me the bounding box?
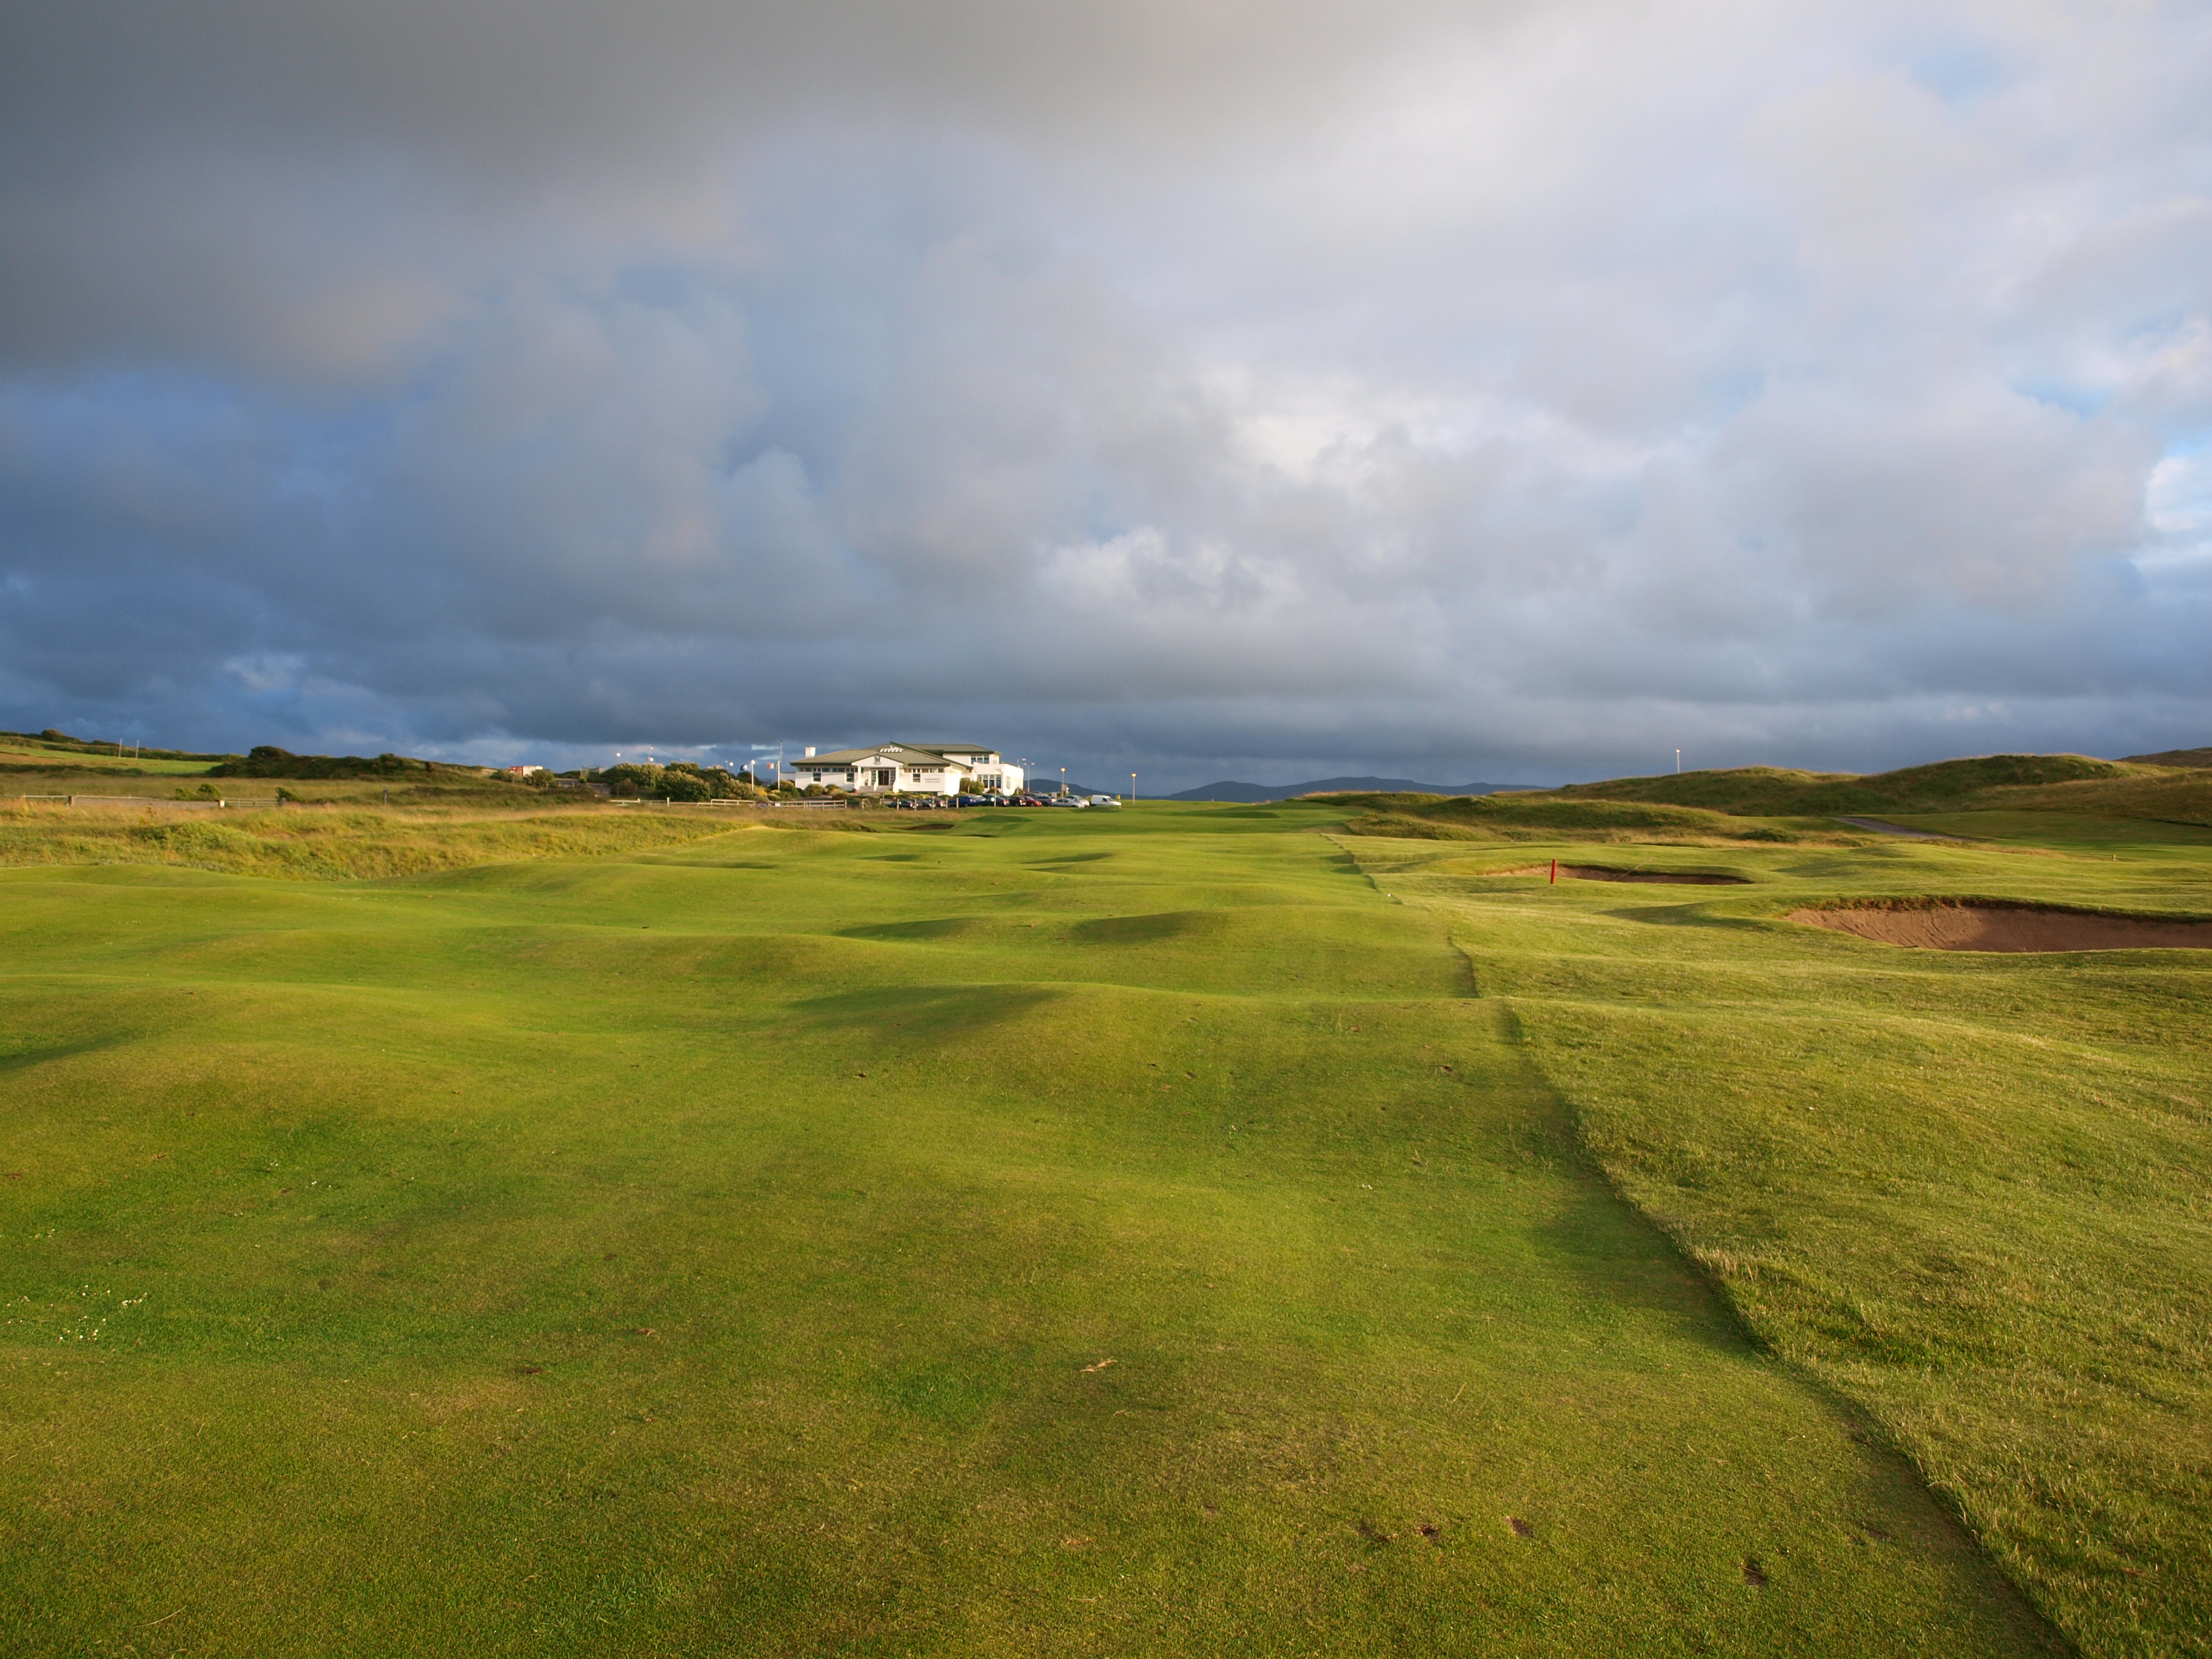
[0,726,233,764]
[1165,776,1526,803]
[2122,746,2212,769]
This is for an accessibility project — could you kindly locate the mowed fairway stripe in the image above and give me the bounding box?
[1,808,2058,1655]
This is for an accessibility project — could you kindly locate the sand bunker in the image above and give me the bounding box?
[1529,864,1748,885]
[1792,902,2212,953]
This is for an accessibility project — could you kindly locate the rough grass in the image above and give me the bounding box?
[0,802,779,879]
[1327,793,1829,844]
[1329,757,2212,846]
[1968,771,2212,826]
[1544,754,2134,816]
[1350,826,2212,1658]
[0,802,2059,1657]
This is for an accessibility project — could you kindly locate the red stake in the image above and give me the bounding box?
[1549,858,1558,885]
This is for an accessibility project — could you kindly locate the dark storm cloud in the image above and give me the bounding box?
[1,0,2207,784]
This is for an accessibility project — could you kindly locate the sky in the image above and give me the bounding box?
[2,0,2208,788]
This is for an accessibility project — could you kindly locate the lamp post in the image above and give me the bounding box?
[1060,766,1067,798]
[1130,771,1136,803]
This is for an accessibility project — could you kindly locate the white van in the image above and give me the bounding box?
[1087,794,1122,807]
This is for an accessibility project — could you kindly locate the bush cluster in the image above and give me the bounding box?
[209,746,457,780]
[599,762,764,802]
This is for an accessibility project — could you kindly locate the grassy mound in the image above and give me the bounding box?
[1549,754,2130,816]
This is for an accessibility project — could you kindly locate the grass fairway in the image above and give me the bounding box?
[0,803,2086,1654]
[1357,830,2212,1658]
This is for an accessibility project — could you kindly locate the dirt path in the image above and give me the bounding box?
[1833,816,1968,840]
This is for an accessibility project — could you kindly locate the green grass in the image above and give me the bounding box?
[0,753,223,779]
[0,728,233,777]
[0,728,235,769]
[2,797,2196,1654]
[1352,826,2212,1658]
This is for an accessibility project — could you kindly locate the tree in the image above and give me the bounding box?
[602,763,663,799]
[658,765,714,803]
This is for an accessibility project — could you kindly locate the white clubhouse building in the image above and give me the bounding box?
[786,743,1025,797]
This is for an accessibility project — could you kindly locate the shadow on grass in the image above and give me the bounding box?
[837,917,993,942]
[1494,1032,1772,1354]
[786,982,1065,1038]
[0,1031,127,1075]
[1597,903,1775,931]
[1455,952,1770,1353]
[1068,910,1224,945]
[1528,1171,1770,1356]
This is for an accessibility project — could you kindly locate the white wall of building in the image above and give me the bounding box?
[786,747,1024,796]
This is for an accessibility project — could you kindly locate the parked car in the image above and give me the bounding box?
[1050,796,1087,808]
[1087,794,1121,807]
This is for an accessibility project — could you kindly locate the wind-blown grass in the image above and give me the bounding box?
[0,803,779,880]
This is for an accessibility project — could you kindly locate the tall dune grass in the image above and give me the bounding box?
[0,802,775,879]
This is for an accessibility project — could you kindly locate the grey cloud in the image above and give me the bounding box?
[2,1,2209,784]
[0,0,1515,162]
